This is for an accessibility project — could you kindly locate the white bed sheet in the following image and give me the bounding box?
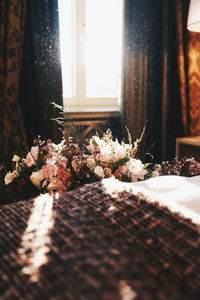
[130,175,200,223]
[102,175,200,224]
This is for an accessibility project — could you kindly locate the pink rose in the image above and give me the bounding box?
[24,146,39,167]
[4,171,18,185]
[46,177,66,192]
[57,167,71,183]
[41,162,58,179]
[58,156,68,169]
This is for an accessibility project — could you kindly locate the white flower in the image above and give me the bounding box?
[87,136,102,152]
[30,171,44,189]
[112,141,127,162]
[98,140,130,164]
[122,142,132,153]
[151,170,160,177]
[12,155,21,162]
[99,142,113,163]
[94,165,104,178]
[121,158,148,182]
[4,171,19,185]
[86,156,96,170]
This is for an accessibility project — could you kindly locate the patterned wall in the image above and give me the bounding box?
[0,0,28,163]
[188,32,200,136]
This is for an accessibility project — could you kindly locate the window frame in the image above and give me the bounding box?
[59,0,122,112]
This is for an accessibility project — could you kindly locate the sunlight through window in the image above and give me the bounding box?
[85,0,121,98]
[58,0,122,110]
[58,0,73,98]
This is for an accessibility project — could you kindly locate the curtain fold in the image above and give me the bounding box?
[173,0,190,136]
[121,0,163,161]
[164,0,190,158]
[0,0,28,163]
[121,0,191,162]
[19,0,63,146]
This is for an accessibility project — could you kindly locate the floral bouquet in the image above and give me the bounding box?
[3,130,150,200]
[2,126,200,204]
[152,157,200,177]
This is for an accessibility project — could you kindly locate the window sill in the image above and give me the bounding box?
[64,107,120,120]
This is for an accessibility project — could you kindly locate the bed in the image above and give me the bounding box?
[0,176,200,299]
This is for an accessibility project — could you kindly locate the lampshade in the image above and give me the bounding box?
[187,0,200,32]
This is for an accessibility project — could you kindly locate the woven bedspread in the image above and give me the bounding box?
[0,180,200,300]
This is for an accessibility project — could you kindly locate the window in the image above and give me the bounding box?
[58,0,122,111]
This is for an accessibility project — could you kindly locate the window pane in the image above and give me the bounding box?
[85,0,121,98]
[58,0,73,98]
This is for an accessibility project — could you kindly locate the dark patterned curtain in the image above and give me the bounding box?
[173,0,190,136]
[121,0,190,162]
[161,0,190,158]
[0,0,28,163]
[187,31,200,136]
[187,29,200,135]
[173,0,200,137]
[19,0,63,145]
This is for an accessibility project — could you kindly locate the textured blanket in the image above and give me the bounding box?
[0,179,200,299]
